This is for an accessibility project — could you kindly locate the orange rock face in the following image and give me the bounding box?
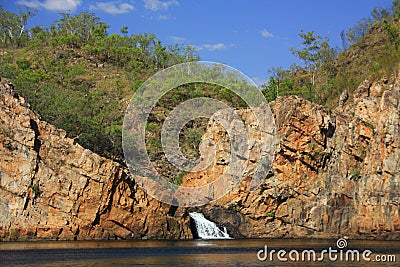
[0,79,192,241]
[187,74,399,240]
[0,69,399,241]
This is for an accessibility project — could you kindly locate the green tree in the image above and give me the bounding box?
[379,0,400,50]
[261,67,287,102]
[92,22,109,40]
[382,18,400,50]
[346,18,372,44]
[132,33,157,68]
[120,26,128,36]
[52,12,102,45]
[0,5,36,48]
[393,0,400,19]
[291,31,336,102]
[262,76,279,102]
[29,26,48,43]
[371,7,391,24]
[340,29,349,51]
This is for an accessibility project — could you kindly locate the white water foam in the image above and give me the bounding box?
[189,212,232,239]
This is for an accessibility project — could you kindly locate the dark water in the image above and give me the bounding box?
[0,239,399,266]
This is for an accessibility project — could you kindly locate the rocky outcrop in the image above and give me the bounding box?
[0,79,192,241]
[188,73,400,240]
[1,68,399,241]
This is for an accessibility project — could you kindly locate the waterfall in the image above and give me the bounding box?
[189,212,232,239]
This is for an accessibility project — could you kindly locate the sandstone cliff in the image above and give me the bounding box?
[188,73,400,240]
[0,79,192,241]
[0,69,399,241]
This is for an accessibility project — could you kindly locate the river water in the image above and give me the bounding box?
[0,239,399,266]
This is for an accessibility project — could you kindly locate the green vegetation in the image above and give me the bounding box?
[349,167,361,181]
[363,120,375,131]
[145,83,248,181]
[9,229,18,241]
[262,0,400,108]
[28,183,41,198]
[175,170,188,186]
[1,2,399,184]
[0,5,36,48]
[0,5,249,183]
[228,203,242,213]
[0,7,198,164]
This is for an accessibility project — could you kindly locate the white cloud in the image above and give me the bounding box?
[170,36,186,42]
[89,2,135,15]
[192,43,231,51]
[190,45,202,51]
[17,0,82,12]
[202,43,229,51]
[157,15,170,20]
[261,29,274,38]
[144,0,179,11]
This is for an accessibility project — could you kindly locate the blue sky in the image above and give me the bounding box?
[1,0,393,85]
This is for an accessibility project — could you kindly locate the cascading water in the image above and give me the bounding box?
[189,212,232,239]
